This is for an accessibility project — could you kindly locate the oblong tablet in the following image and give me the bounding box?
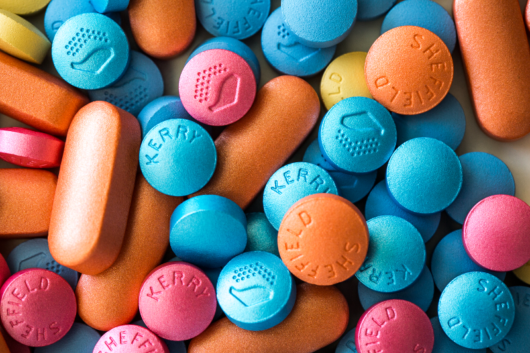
[191,75,320,209]
[188,284,349,353]
[49,102,141,275]
[0,0,50,15]
[454,0,530,141]
[0,128,64,168]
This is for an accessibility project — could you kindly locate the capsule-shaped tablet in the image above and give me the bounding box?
[49,102,141,275]
[128,0,196,59]
[454,0,530,141]
[76,175,183,331]
[0,51,89,136]
[191,75,320,209]
[188,284,349,353]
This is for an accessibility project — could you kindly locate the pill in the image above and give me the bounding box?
[90,0,129,13]
[278,193,369,286]
[446,152,515,224]
[93,325,169,353]
[263,162,338,230]
[355,299,434,353]
[52,13,130,90]
[179,49,256,126]
[261,8,336,77]
[0,254,9,288]
[319,97,397,174]
[431,317,483,353]
[336,327,357,353]
[0,169,56,238]
[438,272,514,349]
[245,213,279,256]
[34,323,100,353]
[357,0,395,21]
[76,175,183,331]
[133,320,186,353]
[320,52,372,111]
[191,75,320,209]
[303,139,336,171]
[0,325,30,353]
[513,261,530,285]
[202,267,224,321]
[387,138,462,214]
[282,0,357,48]
[0,128,64,168]
[0,0,50,15]
[0,269,76,347]
[189,283,349,353]
[49,101,141,275]
[527,1,530,31]
[170,195,247,268]
[463,195,530,272]
[88,51,164,117]
[392,93,466,151]
[365,26,453,115]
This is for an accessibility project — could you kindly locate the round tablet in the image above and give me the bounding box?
[438,272,515,349]
[431,230,506,292]
[355,300,434,353]
[139,262,216,341]
[263,162,338,230]
[392,93,466,151]
[170,195,247,268]
[90,0,129,13]
[52,13,130,90]
[319,97,397,173]
[217,251,296,331]
[303,139,336,171]
[133,320,186,353]
[0,254,10,289]
[282,0,357,48]
[446,152,515,224]
[245,213,279,257]
[431,317,484,353]
[329,170,377,204]
[93,325,168,353]
[356,216,426,293]
[463,195,530,272]
[0,127,64,168]
[0,269,76,347]
[321,52,372,110]
[179,49,257,126]
[336,327,358,353]
[387,137,462,214]
[261,8,336,77]
[382,0,456,53]
[278,193,369,286]
[139,118,216,197]
[365,26,454,115]
[34,323,100,353]
[0,0,50,15]
[357,0,395,21]
[513,260,530,285]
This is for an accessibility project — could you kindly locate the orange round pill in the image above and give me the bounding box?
[278,193,369,286]
[365,26,453,115]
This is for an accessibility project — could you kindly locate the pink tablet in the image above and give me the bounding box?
[93,325,169,353]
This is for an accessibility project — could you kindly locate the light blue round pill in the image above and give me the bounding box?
[88,50,164,117]
[336,327,358,353]
[358,266,434,312]
[431,230,506,292]
[381,0,456,53]
[319,97,397,174]
[245,213,279,257]
[139,119,216,197]
[133,320,186,353]
[91,0,130,13]
[445,152,515,224]
[217,251,296,331]
[282,0,357,48]
[438,272,515,350]
[6,238,78,290]
[392,93,466,151]
[387,137,462,214]
[195,0,270,40]
[34,323,100,353]
[431,317,485,353]
[329,170,377,204]
[303,139,336,171]
[356,216,426,293]
[52,13,130,90]
[261,8,336,77]
[357,0,396,21]
[170,195,247,268]
[263,162,338,230]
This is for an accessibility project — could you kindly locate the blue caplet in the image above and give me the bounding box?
[245,212,279,257]
[90,0,130,13]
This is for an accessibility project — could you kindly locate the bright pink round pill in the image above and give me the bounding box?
[355,299,434,353]
[179,49,256,126]
[0,268,76,347]
[0,254,10,288]
[139,262,216,341]
[93,325,169,353]
[463,194,530,272]
[0,127,64,168]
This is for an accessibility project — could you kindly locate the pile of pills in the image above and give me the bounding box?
[0,0,529,352]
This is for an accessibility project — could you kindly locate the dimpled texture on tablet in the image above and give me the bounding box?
[463,195,530,272]
[357,0,395,21]
[245,213,279,256]
[336,327,358,353]
[133,320,187,353]
[34,323,100,353]
[264,162,338,230]
[387,138,462,214]
[430,317,483,353]
[319,97,397,173]
[278,193,369,286]
[93,325,169,353]
[329,170,377,204]
[52,13,130,90]
[281,0,357,48]
[438,272,515,350]
[514,261,530,285]
[91,0,129,13]
[365,26,453,115]
[262,8,336,77]
[0,0,50,15]
[446,152,515,224]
